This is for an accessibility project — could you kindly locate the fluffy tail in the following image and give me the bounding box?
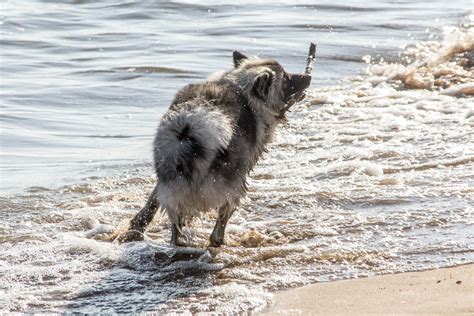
[153,109,233,183]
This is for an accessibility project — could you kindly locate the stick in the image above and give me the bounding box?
[276,42,316,120]
[305,42,317,75]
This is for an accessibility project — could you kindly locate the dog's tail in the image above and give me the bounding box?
[153,108,234,183]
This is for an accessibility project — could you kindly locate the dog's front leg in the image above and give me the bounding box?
[117,184,160,243]
[209,202,236,247]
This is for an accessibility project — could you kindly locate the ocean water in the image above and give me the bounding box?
[1,0,473,313]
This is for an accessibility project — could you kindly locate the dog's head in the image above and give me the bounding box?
[232,51,311,114]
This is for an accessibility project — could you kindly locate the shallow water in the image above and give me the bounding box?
[1,0,473,314]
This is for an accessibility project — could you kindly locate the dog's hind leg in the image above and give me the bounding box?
[209,202,236,247]
[117,184,160,243]
[170,221,183,246]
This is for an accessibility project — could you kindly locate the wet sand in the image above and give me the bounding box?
[260,264,474,315]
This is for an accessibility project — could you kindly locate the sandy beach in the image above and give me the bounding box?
[259,264,474,315]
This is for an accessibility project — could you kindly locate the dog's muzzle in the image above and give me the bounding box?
[284,73,311,105]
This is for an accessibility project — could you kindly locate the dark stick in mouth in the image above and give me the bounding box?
[277,42,317,120]
[305,42,316,75]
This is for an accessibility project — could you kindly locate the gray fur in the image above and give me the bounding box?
[117,52,311,247]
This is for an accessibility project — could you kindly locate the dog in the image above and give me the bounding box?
[117,51,311,247]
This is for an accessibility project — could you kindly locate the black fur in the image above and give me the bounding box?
[209,86,257,185]
[175,124,206,180]
[283,74,311,102]
[252,72,274,100]
[154,122,206,183]
[233,51,248,68]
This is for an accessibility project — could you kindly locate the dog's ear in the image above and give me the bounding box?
[233,51,248,68]
[252,72,274,101]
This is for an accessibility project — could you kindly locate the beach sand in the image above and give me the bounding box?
[259,264,473,315]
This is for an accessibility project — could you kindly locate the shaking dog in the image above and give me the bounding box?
[118,51,311,246]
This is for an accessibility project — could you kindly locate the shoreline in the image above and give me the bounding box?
[258,264,473,315]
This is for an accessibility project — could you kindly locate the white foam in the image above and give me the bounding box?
[85,223,115,239]
[440,82,474,96]
[330,161,384,177]
[364,24,473,92]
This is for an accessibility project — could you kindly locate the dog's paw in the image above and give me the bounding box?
[209,239,224,248]
[116,230,144,243]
